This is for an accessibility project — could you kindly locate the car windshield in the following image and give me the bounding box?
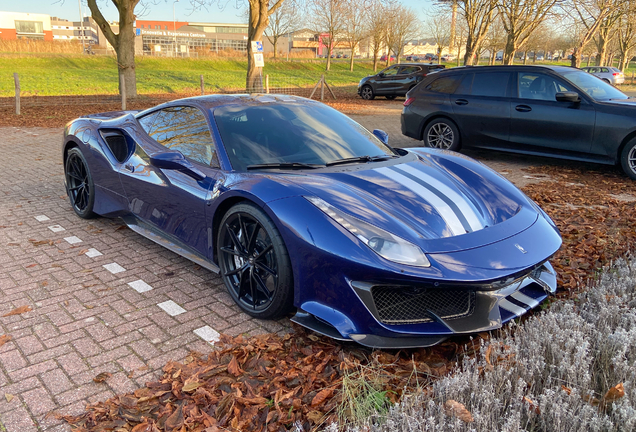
[213,103,395,171]
[560,69,628,101]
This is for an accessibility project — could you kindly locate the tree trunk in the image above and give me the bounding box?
[246,1,270,92]
[570,49,582,68]
[272,34,279,59]
[117,10,137,98]
[464,34,476,65]
[373,50,379,71]
[326,41,332,71]
[503,34,516,65]
[523,51,528,65]
[87,0,138,97]
[350,46,355,71]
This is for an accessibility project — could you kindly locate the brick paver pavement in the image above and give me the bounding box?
[0,126,290,431]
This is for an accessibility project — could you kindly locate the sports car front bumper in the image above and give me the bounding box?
[293,261,556,348]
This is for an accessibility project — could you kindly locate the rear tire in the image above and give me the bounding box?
[423,118,461,151]
[360,85,375,100]
[620,138,636,180]
[603,78,611,84]
[64,148,97,219]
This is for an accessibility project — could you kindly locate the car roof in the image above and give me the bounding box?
[136,94,319,116]
[435,64,581,75]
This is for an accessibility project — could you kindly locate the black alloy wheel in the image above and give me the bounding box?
[620,138,636,180]
[360,85,375,100]
[218,203,293,319]
[64,148,96,219]
[423,119,460,151]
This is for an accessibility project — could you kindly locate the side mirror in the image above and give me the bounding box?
[378,72,385,77]
[555,91,580,103]
[373,129,389,145]
[150,151,206,181]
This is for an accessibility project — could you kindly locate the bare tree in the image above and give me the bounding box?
[483,15,506,64]
[384,5,420,63]
[367,0,390,71]
[264,1,298,59]
[425,6,451,63]
[87,0,139,97]
[309,0,347,70]
[617,1,636,70]
[342,0,368,71]
[563,0,621,67]
[592,8,623,66]
[498,0,560,65]
[457,0,499,65]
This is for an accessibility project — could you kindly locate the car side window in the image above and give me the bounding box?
[381,66,399,77]
[518,73,572,101]
[137,110,161,136]
[398,66,420,75]
[141,106,219,167]
[470,72,511,97]
[425,75,462,94]
[600,67,609,73]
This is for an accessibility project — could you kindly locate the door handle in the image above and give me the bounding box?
[515,105,532,112]
[455,99,468,105]
[124,163,135,172]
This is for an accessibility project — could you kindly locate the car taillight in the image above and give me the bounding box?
[613,73,620,76]
[404,97,415,107]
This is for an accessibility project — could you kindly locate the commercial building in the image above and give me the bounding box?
[135,20,248,56]
[0,11,53,40]
[51,16,100,45]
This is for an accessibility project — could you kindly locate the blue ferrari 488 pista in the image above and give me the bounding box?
[63,94,561,348]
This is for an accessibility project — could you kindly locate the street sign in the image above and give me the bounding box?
[253,53,265,68]
[251,41,263,53]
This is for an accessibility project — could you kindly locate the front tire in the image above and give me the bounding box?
[64,147,96,219]
[423,118,461,151]
[620,138,636,180]
[217,203,294,319]
[360,85,375,100]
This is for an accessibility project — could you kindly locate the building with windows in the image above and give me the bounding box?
[135,20,248,56]
[0,11,52,40]
[51,16,100,45]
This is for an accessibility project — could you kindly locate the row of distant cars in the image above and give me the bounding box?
[358,62,636,180]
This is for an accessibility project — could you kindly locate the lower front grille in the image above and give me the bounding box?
[371,286,476,325]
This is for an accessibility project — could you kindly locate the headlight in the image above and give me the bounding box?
[306,196,431,267]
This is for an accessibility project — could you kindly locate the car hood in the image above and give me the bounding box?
[597,98,636,106]
[281,149,538,254]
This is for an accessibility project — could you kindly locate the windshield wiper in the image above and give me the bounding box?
[246,162,325,170]
[326,154,398,167]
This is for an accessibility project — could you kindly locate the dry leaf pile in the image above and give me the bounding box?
[522,166,636,295]
[57,329,477,432]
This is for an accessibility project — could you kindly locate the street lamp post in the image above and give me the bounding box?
[173,0,179,57]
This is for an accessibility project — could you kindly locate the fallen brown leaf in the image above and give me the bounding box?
[5,393,14,403]
[93,372,112,383]
[311,388,333,407]
[0,334,12,348]
[444,400,474,423]
[2,305,32,317]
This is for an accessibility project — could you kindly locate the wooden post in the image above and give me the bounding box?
[320,74,325,101]
[632,71,635,85]
[200,75,204,95]
[13,73,20,115]
[323,79,337,100]
[265,74,269,94]
[119,73,127,111]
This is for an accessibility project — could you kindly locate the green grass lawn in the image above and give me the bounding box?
[0,54,378,96]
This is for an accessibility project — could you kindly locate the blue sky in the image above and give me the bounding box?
[7,0,430,25]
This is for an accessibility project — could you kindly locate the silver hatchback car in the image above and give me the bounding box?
[581,66,625,85]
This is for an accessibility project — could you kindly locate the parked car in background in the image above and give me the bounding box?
[495,54,503,61]
[380,54,396,61]
[405,55,420,61]
[580,66,624,85]
[401,65,636,179]
[359,63,445,100]
[536,55,544,61]
[441,54,456,62]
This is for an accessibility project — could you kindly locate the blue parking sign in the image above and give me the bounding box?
[251,41,263,52]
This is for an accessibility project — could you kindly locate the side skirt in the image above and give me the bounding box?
[121,216,220,274]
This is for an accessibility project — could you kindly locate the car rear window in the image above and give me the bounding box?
[425,75,462,94]
[455,72,511,97]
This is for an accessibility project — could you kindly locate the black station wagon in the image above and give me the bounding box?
[358,63,445,100]
[401,65,636,180]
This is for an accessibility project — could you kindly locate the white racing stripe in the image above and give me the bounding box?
[511,291,540,309]
[499,298,527,316]
[375,166,466,236]
[398,164,484,232]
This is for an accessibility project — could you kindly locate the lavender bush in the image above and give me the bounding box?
[334,258,636,432]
